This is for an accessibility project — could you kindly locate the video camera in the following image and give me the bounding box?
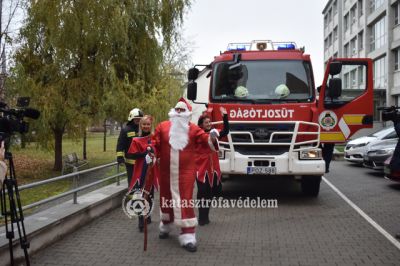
[377,106,400,122]
[0,97,40,141]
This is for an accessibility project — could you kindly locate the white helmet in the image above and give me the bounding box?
[234,86,249,98]
[275,84,290,98]
[128,108,143,121]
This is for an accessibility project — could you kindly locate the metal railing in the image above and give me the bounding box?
[1,162,126,217]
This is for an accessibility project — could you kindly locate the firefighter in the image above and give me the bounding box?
[116,108,143,187]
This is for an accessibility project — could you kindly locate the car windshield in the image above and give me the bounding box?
[211,60,313,102]
[369,127,394,139]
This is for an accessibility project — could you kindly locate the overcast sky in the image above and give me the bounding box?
[183,0,327,85]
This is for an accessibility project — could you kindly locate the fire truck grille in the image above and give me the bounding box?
[234,145,289,155]
[230,124,295,143]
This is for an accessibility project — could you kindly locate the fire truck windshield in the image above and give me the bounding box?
[211,60,314,103]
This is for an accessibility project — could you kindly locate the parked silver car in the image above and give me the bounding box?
[344,127,396,164]
[363,139,398,170]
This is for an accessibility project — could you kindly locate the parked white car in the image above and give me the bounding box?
[344,127,396,164]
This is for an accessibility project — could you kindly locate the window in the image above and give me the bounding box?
[329,8,332,22]
[211,60,313,101]
[333,27,338,41]
[333,1,338,15]
[344,73,350,89]
[344,13,349,32]
[351,5,357,26]
[350,69,357,88]
[351,37,357,55]
[394,48,400,70]
[324,15,328,28]
[325,38,329,50]
[370,0,384,13]
[358,31,364,51]
[373,56,386,89]
[344,43,349,57]
[358,0,364,17]
[395,1,400,25]
[358,66,364,85]
[325,63,367,105]
[370,16,387,51]
[328,33,332,47]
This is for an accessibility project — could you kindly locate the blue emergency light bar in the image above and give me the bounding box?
[273,42,297,50]
[227,43,251,51]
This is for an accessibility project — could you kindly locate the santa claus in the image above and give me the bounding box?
[151,98,219,252]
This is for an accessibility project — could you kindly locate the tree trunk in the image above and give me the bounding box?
[103,119,107,152]
[21,134,26,149]
[53,128,64,171]
[83,130,87,160]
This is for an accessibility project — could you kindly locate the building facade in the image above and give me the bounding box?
[323,0,400,120]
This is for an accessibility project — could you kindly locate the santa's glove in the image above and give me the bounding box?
[117,156,125,164]
[145,154,153,164]
[210,128,220,139]
[146,146,154,153]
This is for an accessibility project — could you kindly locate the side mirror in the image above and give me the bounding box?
[188,68,199,80]
[187,81,197,101]
[327,78,342,98]
[329,62,342,76]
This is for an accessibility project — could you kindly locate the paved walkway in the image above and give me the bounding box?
[31,163,400,265]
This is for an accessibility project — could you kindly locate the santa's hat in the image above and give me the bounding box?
[174,97,192,112]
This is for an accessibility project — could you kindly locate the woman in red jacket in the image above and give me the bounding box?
[126,115,159,232]
[196,107,229,225]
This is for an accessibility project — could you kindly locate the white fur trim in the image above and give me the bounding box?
[159,222,172,233]
[160,210,170,222]
[170,148,182,223]
[178,233,196,246]
[208,136,219,152]
[175,101,188,110]
[174,217,198,228]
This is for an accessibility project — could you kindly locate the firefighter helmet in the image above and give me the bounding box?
[275,84,290,98]
[128,108,143,121]
[234,86,249,98]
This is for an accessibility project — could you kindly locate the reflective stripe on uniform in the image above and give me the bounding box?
[116,151,124,157]
[125,159,136,164]
[127,132,136,137]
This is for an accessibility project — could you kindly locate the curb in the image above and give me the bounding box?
[0,181,127,266]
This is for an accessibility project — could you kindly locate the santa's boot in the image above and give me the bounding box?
[159,222,171,239]
[179,228,197,252]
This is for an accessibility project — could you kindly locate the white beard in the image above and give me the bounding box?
[168,108,192,150]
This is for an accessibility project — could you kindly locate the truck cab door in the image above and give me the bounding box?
[317,58,373,143]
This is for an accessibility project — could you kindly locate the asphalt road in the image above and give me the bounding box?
[30,161,400,266]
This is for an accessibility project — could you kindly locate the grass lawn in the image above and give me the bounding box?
[1,132,120,219]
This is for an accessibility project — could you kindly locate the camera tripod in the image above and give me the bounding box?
[1,150,30,266]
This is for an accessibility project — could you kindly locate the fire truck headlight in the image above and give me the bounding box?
[299,149,322,160]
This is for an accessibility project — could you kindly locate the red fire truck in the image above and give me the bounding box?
[187,40,373,196]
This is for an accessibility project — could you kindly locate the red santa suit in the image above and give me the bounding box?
[196,137,221,186]
[152,98,218,246]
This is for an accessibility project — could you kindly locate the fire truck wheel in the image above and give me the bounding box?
[301,175,321,197]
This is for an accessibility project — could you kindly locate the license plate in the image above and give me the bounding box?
[247,166,276,175]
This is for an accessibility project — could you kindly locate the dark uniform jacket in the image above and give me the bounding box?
[116,122,139,165]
